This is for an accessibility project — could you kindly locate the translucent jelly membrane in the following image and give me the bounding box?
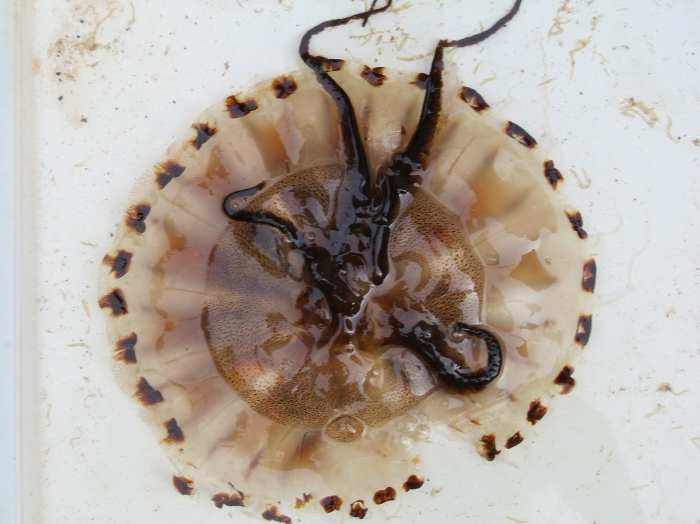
[98,64,587,509]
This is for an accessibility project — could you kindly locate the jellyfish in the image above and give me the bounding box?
[99,0,594,520]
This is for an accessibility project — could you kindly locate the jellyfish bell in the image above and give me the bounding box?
[98,0,594,519]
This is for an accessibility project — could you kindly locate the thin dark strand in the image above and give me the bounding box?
[444,0,522,48]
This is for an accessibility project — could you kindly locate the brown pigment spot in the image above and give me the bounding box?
[272,75,298,99]
[173,475,193,495]
[295,493,312,509]
[191,123,217,150]
[554,365,576,394]
[575,314,593,346]
[373,487,396,505]
[98,288,128,316]
[544,159,564,189]
[460,86,490,113]
[403,474,424,491]
[566,211,588,239]
[226,95,258,118]
[155,160,186,190]
[361,65,387,86]
[527,399,548,425]
[505,431,524,449]
[349,500,368,519]
[320,495,343,513]
[134,377,164,406]
[505,121,537,149]
[114,332,137,364]
[479,434,501,461]
[163,418,184,444]
[323,58,345,72]
[262,506,291,523]
[212,492,244,508]
[412,72,429,89]
[125,203,150,234]
[103,249,132,278]
[582,259,597,293]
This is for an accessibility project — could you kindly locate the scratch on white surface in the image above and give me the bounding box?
[591,14,604,31]
[644,404,667,418]
[506,517,528,523]
[549,0,573,37]
[691,437,700,451]
[665,117,680,143]
[82,300,91,319]
[67,342,91,348]
[397,53,428,62]
[570,168,592,190]
[658,383,688,396]
[569,37,592,79]
[630,484,649,491]
[69,427,84,448]
[592,45,610,76]
[620,98,659,128]
[480,74,497,85]
[84,393,98,408]
[80,241,96,247]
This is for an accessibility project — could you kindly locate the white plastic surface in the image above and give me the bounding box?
[10,0,700,523]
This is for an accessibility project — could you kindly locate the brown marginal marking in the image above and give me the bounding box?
[479,434,501,461]
[162,418,184,444]
[554,365,576,394]
[212,491,244,508]
[272,75,298,99]
[411,72,429,89]
[295,493,312,509]
[526,399,548,425]
[103,249,132,278]
[505,121,537,149]
[125,202,150,234]
[544,159,564,189]
[505,431,524,449]
[114,332,137,364]
[323,58,345,71]
[172,475,193,495]
[98,288,128,316]
[575,314,593,347]
[403,475,424,491]
[372,487,396,505]
[191,122,217,150]
[582,259,597,293]
[134,377,164,406]
[262,506,291,524]
[360,65,387,86]
[566,211,588,239]
[349,500,368,519]
[155,160,186,190]
[226,95,258,119]
[459,86,490,113]
[320,495,343,513]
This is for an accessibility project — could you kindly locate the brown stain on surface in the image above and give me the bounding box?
[272,75,298,99]
[212,491,244,508]
[554,365,576,394]
[373,487,396,505]
[403,474,424,491]
[527,399,548,425]
[98,288,128,316]
[173,475,193,495]
[191,123,217,150]
[155,160,186,189]
[114,332,137,364]
[134,377,164,406]
[162,418,184,444]
[505,121,537,149]
[295,493,312,509]
[361,65,388,86]
[349,500,368,519]
[544,160,564,189]
[262,506,291,523]
[103,249,132,278]
[575,314,593,346]
[226,95,258,118]
[320,495,343,513]
[582,259,597,292]
[412,72,429,89]
[505,431,524,449]
[566,211,588,239]
[460,86,489,113]
[125,202,150,234]
[479,434,501,461]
